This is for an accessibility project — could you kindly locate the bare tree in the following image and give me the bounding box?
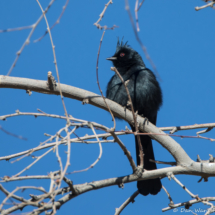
[1,0,215,214]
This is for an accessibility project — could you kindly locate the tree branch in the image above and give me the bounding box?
[115,190,139,215]
[1,76,215,177]
[0,75,193,166]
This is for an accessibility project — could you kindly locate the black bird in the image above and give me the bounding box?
[106,40,162,196]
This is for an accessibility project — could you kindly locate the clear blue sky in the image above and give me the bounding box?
[1,0,215,214]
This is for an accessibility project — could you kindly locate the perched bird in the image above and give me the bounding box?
[106,40,162,196]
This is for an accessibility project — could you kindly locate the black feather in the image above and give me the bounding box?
[106,41,162,196]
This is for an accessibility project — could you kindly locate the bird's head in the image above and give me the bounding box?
[106,39,145,70]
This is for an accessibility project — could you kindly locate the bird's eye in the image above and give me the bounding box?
[120,53,125,57]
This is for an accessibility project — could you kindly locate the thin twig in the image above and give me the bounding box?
[125,130,215,142]
[169,173,199,199]
[150,159,176,166]
[125,0,161,81]
[204,201,215,215]
[134,0,145,32]
[135,0,140,32]
[29,4,74,202]
[34,0,69,42]
[0,186,46,211]
[195,1,215,11]
[94,0,118,30]
[110,131,136,172]
[137,0,145,11]
[1,127,215,168]
[162,185,174,205]
[7,0,56,76]
[10,125,73,177]
[55,129,65,176]
[94,0,113,24]
[0,184,28,203]
[36,0,70,125]
[159,123,215,135]
[0,25,33,33]
[162,197,215,212]
[96,31,116,130]
[12,124,75,165]
[58,125,74,183]
[2,126,215,164]
[3,109,215,135]
[134,0,145,31]
[0,131,125,162]
[0,174,61,183]
[67,123,103,174]
[0,125,27,140]
[12,147,54,178]
[2,111,215,140]
[0,111,109,127]
[115,190,139,215]
[111,66,144,168]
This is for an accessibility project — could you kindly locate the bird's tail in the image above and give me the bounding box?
[131,125,162,196]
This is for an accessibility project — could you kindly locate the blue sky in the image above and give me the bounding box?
[1,0,215,214]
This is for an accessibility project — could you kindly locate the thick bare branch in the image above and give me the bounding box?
[2,76,215,180]
[1,165,211,215]
[0,75,203,166]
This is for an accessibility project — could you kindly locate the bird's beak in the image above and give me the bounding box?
[106,57,117,61]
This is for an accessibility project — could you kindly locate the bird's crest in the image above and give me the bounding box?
[116,37,129,52]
